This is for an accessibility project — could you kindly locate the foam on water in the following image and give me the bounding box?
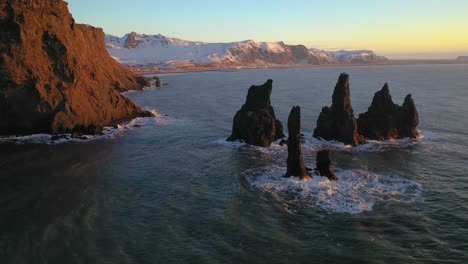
[245,166,422,214]
[217,130,435,154]
[213,138,248,148]
[0,110,165,145]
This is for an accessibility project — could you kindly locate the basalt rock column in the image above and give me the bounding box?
[357,83,419,140]
[284,106,311,180]
[315,150,338,181]
[227,79,285,147]
[396,94,419,138]
[313,73,365,146]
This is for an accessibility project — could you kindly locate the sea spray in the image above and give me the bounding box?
[245,166,422,214]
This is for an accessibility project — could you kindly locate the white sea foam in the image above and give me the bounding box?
[217,130,433,153]
[0,111,163,145]
[213,138,248,148]
[245,166,422,214]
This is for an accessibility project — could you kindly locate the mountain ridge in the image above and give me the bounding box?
[105,32,388,70]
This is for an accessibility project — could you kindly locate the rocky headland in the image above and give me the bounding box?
[0,0,153,135]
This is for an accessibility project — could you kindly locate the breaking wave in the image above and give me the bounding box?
[217,130,434,153]
[245,166,422,214]
[0,109,166,145]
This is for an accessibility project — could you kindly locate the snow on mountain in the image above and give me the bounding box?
[105,32,388,69]
[322,49,389,63]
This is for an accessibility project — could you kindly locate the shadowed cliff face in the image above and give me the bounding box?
[313,73,366,146]
[0,0,152,135]
[284,106,311,180]
[315,150,338,181]
[357,84,419,140]
[227,79,285,147]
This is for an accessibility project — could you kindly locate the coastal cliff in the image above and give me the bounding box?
[0,0,152,135]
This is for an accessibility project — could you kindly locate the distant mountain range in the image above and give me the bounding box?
[456,56,468,61]
[105,32,389,70]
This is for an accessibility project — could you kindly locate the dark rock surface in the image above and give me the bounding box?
[0,0,153,135]
[313,73,366,146]
[357,84,419,140]
[284,106,311,180]
[153,76,161,87]
[227,79,285,147]
[314,150,338,181]
[136,76,151,87]
[70,124,103,138]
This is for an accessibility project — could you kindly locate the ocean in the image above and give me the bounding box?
[1,64,467,263]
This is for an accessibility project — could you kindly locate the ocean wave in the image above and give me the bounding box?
[217,130,433,153]
[245,166,422,214]
[0,111,164,145]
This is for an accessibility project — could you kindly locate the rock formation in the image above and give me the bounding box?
[314,150,338,181]
[227,79,285,147]
[357,84,419,140]
[153,76,161,88]
[313,73,366,146]
[284,106,311,180]
[0,0,153,135]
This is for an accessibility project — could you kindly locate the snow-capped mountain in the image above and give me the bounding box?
[318,49,389,64]
[105,32,388,69]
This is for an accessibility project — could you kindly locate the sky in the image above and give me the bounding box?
[67,0,468,59]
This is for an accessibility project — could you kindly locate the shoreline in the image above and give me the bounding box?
[132,60,468,75]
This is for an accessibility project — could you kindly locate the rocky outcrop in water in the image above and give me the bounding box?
[314,150,338,181]
[284,106,311,180]
[0,0,153,135]
[313,73,366,146]
[357,84,419,140]
[227,79,285,147]
[153,77,161,88]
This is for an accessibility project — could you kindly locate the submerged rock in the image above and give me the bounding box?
[357,84,419,140]
[227,79,285,147]
[314,150,338,181]
[313,73,366,146]
[284,106,311,180]
[0,0,153,135]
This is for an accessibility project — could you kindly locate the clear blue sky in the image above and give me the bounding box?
[67,0,468,59]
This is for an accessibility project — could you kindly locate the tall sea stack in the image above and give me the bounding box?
[0,0,153,135]
[357,84,419,140]
[313,73,366,146]
[227,79,284,147]
[284,106,311,180]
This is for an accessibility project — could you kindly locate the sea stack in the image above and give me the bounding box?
[227,79,285,147]
[357,84,419,140]
[313,73,366,146]
[0,0,153,135]
[153,76,161,88]
[284,106,311,180]
[315,150,338,181]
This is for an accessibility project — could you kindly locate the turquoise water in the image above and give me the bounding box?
[1,65,467,263]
